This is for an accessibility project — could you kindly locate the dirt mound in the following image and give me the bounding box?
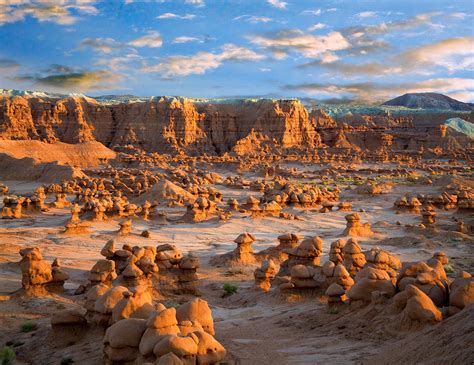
[365,304,474,364]
[136,179,196,204]
[0,154,87,182]
[0,140,116,168]
[432,175,474,191]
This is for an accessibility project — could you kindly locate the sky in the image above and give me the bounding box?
[0,0,473,103]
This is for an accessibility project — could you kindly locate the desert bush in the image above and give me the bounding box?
[20,320,37,333]
[444,263,454,274]
[162,300,180,309]
[223,283,238,296]
[0,346,15,365]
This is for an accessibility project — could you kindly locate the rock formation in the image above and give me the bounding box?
[256,233,300,263]
[279,236,323,275]
[343,238,366,276]
[348,266,396,302]
[254,259,277,292]
[19,247,68,294]
[210,233,257,266]
[342,213,374,237]
[1,93,472,161]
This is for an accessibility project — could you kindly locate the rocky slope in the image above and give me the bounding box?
[382,92,473,111]
[0,93,473,156]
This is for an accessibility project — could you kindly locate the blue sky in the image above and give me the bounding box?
[0,0,473,103]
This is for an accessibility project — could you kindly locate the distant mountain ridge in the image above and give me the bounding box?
[382,92,473,111]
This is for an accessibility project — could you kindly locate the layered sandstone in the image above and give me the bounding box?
[1,93,472,156]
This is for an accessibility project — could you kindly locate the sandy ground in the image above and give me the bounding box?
[0,162,473,364]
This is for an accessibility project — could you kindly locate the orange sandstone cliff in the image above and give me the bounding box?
[0,94,472,156]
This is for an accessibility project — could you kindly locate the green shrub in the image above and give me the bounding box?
[0,346,15,365]
[162,300,180,309]
[223,283,238,296]
[444,264,454,274]
[20,320,37,333]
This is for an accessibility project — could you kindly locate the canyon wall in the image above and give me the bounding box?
[0,94,472,156]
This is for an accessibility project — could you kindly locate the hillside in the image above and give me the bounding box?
[382,93,473,111]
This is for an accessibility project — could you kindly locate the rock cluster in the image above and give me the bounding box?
[343,238,366,276]
[325,283,346,304]
[210,233,257,266]
[254,259,277,292]
[321,262,354,291]
[257,233,300,263]
[156,244,183,270]
[329,239,346,264]
[396,252,449,307]
[118,219,133,236]
[348,266,396,302]
[263,180,339,208]
[394,196,423,213]
[104,298,225,364]
[421,207,436,226]
[177,254,200,294]
[64,202,91,234]
[181,196,217,223]
[279,264,322,291]
[395,284,443,323]
[449,271,474,311]
[85,284,153,326]
[276,236,323,278]
[19,247,68,294]
[365,248,401,283]
[2,196,23,219]
[89,259,118,287]
[91,240,202,296]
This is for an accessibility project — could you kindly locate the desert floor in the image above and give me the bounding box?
[0,161,473,364]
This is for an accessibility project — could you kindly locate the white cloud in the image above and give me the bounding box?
[401,37,474,72]
[248,30,350,61]
[124,0,166,4]
[299,37,474,80]
[448,91,474,102]
[143,44,264,78]
[14,68,122,92]
[450,12,468,19]
[307,23,326,31]
[172,36,203,44]
[185,0,205,7]
[259,67,271,72]
[81,32,163,54]
[128,31,162,48]
[301,9,321,16]
[156,12,195,20]
[319,52,339,64]
[284,78,474,102]
[0,0,98,25]
[0,58,19,73]
[234,15,273,23]
[80,37,124,54]
[357,11,377,18]
[96,53,142,72]
[267,0,287,10]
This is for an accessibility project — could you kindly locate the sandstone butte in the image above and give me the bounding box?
[1,94,472,157]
